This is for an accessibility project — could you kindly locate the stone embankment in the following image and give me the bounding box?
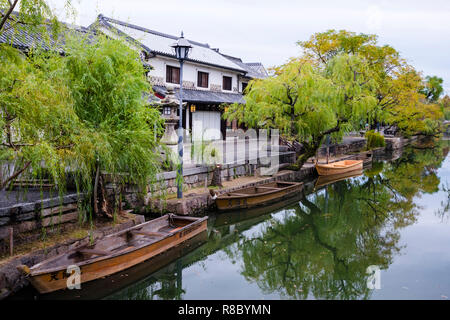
[146,136,413,216]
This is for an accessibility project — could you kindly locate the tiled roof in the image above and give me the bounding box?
[153,86,244,104]
[94,15,246,73]
[0,12,93,53]
[245,62,269,78]
[220,53,268,79]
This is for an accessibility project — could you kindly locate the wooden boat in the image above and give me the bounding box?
[314,169,363,190]
[315,159,363,176]
[15,231,208,300]
[214,193,304,227]
[17,214,208,294]
[215,181,303,211]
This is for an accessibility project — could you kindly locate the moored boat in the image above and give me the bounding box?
[17,214,208,294]
[215,181,303,211]
[315,159,363,176]
[314,169,363,190]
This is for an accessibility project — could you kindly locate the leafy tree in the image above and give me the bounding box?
[224,54,377,168]
[1,0,51,33]
[386,67,443,136]
[0,43,81,190]
[420,75,444,103]
[0,0,75,39]
[298,30,443,137]
[439,95,450,120]
[63,34,164,217]
[1,29,164,219]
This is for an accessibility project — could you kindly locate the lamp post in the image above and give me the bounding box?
[171,32,192,199]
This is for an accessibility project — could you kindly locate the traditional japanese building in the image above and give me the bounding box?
[1,12,269,142]
[90,15,268,141]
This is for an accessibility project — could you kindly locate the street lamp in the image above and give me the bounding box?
[171,32,192,199]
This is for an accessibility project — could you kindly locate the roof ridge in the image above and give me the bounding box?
[98,14,211,48]
[6,10,91,33]
[219,52,243,62]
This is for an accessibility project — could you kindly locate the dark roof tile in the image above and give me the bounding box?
[153,86,244,104]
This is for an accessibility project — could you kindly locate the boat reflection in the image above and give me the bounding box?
[313,169,364,190]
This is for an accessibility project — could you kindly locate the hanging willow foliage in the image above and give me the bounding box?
[63,34,165,219]
[0,33,164,221]
[0,43,79,192]
[298,29,444,136]
[224,54,378,169]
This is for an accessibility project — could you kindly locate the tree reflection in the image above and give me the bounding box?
[106,139,447,300]
[232,139,447,299]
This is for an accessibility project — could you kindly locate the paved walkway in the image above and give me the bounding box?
[166,137,292,168]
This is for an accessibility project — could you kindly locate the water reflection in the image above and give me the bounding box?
[13,139,447,300]
[106,138,448,300]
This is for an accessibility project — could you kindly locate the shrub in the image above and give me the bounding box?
[365,130,386,149]
[444,109,450,121]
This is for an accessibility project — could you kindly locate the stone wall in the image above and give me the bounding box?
[317,137,367,157]
[117,138,373,212]
[116,151,297,210]
[384,136,418,151]
[0,193,82,254]
[146,163,318,216]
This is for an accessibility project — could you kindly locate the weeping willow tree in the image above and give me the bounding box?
[1,31,164,220]
[224,53,377,169]
[298,30,444,137]
[1,0,59,34]
[63,34,164,218]
[0,44,81,191]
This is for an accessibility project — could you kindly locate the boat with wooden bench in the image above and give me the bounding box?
[215,181,303,211]
[315,159,363,176]
[17,214,208,294]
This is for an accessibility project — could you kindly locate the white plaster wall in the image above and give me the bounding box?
[148,56,240,93]
[98,26,242,93]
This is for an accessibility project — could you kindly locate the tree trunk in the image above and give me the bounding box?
[295,148,317,169]
[0,1,18,34]
[295,137,325,169]
[92,164,113,219]
[211,164,223,187]
[98,175,113,218]
[93,164,100,215]
[0,161,31,190]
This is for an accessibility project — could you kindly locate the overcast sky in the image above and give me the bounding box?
[49,0,450,94]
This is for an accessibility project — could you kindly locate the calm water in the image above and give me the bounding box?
[14,138,450,300]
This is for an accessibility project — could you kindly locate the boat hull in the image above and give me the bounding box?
[25,216,207,294]
[216,181,303,211]
[315,160,363,176]
[314,169,363,189]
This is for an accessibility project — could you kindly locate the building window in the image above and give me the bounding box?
[197,71,209,88]
[223,76,232,91]
[242,82,248,92]
[166,65,180,84]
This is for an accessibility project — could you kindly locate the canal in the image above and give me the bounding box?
[12,138,450,300]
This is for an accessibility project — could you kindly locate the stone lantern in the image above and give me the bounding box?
[157,86,186,164]
[159,86,185,145]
